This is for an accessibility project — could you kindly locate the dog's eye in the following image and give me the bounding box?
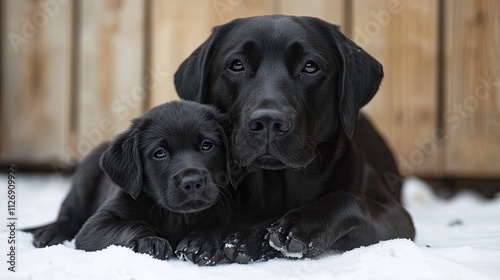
[153,149,167,159]
[302,61,318,74]
[201,141,214,151]
[229,60,244,72]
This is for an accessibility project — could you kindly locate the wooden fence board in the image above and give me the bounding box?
[74,0,146,160]
[351,0,442,176]
[149,0,212,106]
[276,0,345,27]
[0,0,72,164]
[443,0,500,177]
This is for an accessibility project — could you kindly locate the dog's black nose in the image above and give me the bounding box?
[180,175,204,191]
[248,109,290,135]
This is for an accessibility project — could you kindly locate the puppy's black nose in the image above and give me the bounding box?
[248,109,290,135]
[180,175,204,191]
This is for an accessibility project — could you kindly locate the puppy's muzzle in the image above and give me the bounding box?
[180,174,204,192]
[174,169,207,196]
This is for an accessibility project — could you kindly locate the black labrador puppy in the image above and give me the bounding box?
[28,101,232,265]
[175,15,416,263]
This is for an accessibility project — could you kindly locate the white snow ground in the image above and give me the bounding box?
[0,174,499,280]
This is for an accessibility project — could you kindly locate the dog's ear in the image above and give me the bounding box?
[100,118,147,199]
[328,24,383,139]
[174,25,225,103]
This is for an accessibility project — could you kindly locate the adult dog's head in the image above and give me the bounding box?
[100,101,231,213]
[175,15,382,170]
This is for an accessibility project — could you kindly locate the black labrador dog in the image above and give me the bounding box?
[29,101,232,265]
[175,15,416,263]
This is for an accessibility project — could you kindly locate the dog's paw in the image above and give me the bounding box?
[29,222,74,248]
[131,236,174,260]
[266,209,328,259]
[176,236,223,266]
[223,228,281,264]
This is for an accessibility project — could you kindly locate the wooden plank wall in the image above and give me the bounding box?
[0,0,499,178]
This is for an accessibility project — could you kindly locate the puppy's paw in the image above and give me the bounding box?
[131,236,174,260]
[266,209,328,259]
[223,228,281,264]
[29,222,74,248]
[176,236,223,266]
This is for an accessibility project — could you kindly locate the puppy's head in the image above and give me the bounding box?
[100,101,231,213]
[175,16,382,170]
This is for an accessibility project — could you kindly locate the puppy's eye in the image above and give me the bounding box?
[229,59,244,72]
[201,141,214,151]
[153,149,167,159]
[302,61,318,74]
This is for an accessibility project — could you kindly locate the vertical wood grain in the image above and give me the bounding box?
[74,0,145,159]
[275,0,345,29]
[351,0,442,176]
[149,0,212,106]
[0,0,3,156]
[210,0,276,24]
[443,0,500,177]
[0,0,73,164]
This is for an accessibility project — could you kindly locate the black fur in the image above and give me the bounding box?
[28,101,233,266]
[175,15,415,263]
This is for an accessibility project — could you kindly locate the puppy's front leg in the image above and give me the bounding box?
[127,235,174,260]
[222,218,283,264]
[176,228,225,266]
[75,210,174,260]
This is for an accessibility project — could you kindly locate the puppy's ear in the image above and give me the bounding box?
[328,24,383,139]
[100,118,147,199]
[175,23,231,103]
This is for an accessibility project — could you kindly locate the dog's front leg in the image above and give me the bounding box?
[266,190,415,258]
